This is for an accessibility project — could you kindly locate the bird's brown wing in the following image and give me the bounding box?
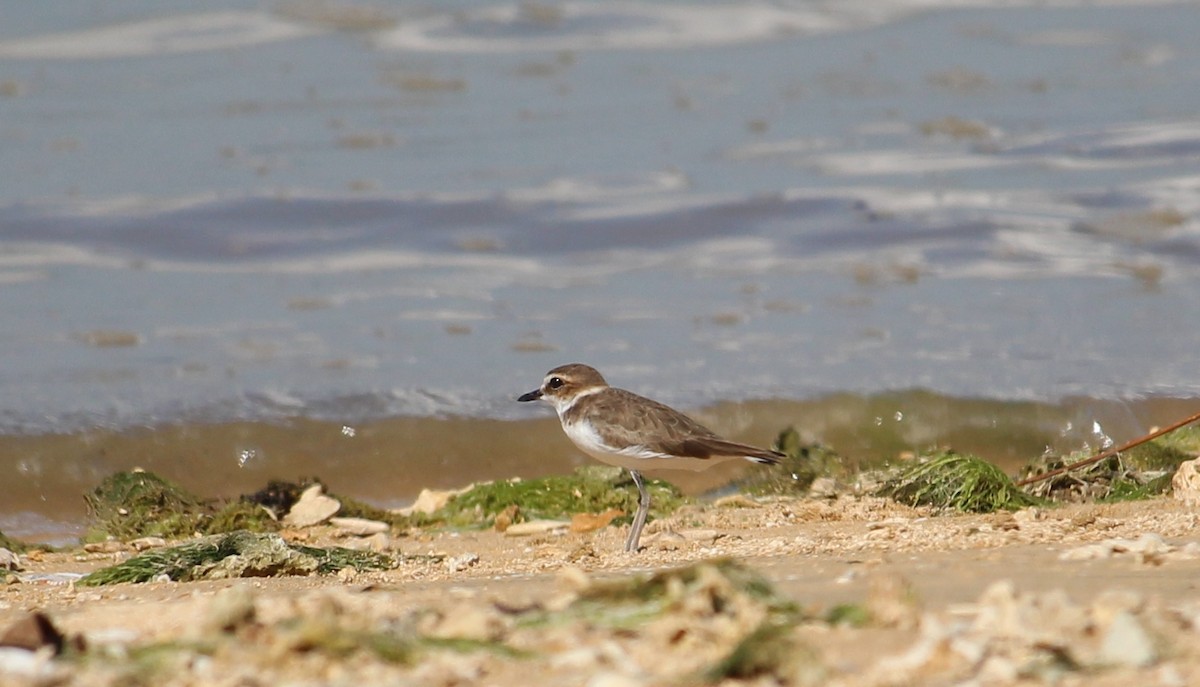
[575,388,782,463]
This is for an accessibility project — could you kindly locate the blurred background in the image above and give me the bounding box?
[1,0,1198,541]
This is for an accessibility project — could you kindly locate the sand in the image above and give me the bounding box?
[3,496,1200,686]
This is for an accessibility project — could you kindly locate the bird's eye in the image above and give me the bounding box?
[548,377,564,389]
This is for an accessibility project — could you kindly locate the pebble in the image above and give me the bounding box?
[339,532,391,552]
[504,520,570,537]
[0,549,19,571]
[809,477,837,497]
[1171,458,1200,506]
[445,552,480,574]
[129,537,168,551]
[329,517,389,536]
[282,484,341,527]
[570,509,623,533]
[395,486,472,517]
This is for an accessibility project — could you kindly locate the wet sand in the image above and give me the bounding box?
[3,497,1200,685]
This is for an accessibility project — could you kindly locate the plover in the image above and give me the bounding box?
[518,363,782,552]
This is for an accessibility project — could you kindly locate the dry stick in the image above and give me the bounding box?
[1015,409,1200,487]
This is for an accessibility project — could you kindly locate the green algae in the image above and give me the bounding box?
[0,529,27,553]
[430,466,687,528]
[84,471,211,542]
[881,450,1039,513]
[204,499,281,534]
[77,531,397,586]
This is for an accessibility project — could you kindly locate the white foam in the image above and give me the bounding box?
[373,2,860,53]
[0,12,319,60]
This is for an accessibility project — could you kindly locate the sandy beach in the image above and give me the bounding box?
[4,494,1200,686]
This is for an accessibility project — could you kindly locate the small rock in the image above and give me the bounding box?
[1097,611,1157,667]
[339,532,391,552]
[446,552,480,574]
[329,517,389,536]
[0,548,20,571]
[129,537,168,551]
[570,509,623,533]
[504,520,570,537]
[0,612,65,653]
[644,530,687,551]
[336,567,358,583]
[396,485,473,517]
[678,529,719,543]
[1012,507,1043,525]
[1171,458,1200,506]
[282,484,341,527]
[809,477,837,497]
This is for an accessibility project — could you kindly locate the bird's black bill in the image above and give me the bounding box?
[517,389,543,402]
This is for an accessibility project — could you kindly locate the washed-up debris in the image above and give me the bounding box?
[282,484,341,527]
[880,450,1039,513]
[76,530,401,586]
[1018,419,1200,499]
[1172,457,1200,505]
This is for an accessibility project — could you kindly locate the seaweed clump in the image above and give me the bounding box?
[431,466,686,528]
[84,470,212,542]
[880,450,1039,513]
[0,529,28,553]
[77,530,397,586]
[1020,427,1198,503]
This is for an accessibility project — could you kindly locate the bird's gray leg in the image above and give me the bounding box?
[625,470,651,553]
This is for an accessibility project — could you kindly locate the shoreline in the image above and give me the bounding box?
[3,391,1199,544]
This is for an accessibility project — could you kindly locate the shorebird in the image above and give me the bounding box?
[518,363,782,552]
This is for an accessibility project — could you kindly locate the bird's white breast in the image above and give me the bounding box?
[560,418,708,471]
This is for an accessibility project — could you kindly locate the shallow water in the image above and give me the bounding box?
[0,1,1198,540]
